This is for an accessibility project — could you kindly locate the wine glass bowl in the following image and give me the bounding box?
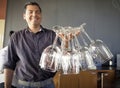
[39,45,61,72]
[89,39,113,64]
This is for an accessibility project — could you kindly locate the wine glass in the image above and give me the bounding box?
[39,26,62,72]
[78,30,102,66]
[73,31,96,70]
[39,45,61,72]
[79,23,113,64]
[62,27,82,74]
[59,26,73,74]
[71,38,82,74]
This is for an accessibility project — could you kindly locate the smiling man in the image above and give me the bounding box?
[4,2,58,88]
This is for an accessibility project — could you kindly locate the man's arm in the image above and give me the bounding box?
[4,68,14,88]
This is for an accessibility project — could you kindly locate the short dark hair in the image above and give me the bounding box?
[24,2,42,13]
[9,30,14,37]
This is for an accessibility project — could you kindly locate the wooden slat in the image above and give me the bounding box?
[53,69,115,88]
[0,0,7,19]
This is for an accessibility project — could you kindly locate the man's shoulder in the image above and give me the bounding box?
[9,29,26,42]
[12,29,26,36]
[42,27,55,34]
[15,29,26,34]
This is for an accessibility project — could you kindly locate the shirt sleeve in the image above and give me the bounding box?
[3,35,19,70]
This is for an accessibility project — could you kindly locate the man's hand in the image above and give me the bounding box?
[58,31,80,48]
[58,31,80,41]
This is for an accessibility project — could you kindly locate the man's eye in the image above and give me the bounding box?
[29,11,33,14]
[36,11,40,14]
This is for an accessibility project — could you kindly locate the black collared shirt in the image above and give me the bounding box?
[4,26,60,81]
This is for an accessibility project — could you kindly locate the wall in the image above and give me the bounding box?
[4,0,120,65]
[0,0,7,49]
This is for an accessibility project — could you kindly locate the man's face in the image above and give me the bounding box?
[23,5,42,27]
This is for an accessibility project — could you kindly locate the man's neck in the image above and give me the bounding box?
[29,25,41,33]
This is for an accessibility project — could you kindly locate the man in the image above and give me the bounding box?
[0,30,16,88]
[4,2,59,88]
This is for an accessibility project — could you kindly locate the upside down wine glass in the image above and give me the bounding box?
[73,30,96,70]
[79,23,113,64]
[39,26,62,72]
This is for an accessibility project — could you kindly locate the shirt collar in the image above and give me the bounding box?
[26,25,45,33]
